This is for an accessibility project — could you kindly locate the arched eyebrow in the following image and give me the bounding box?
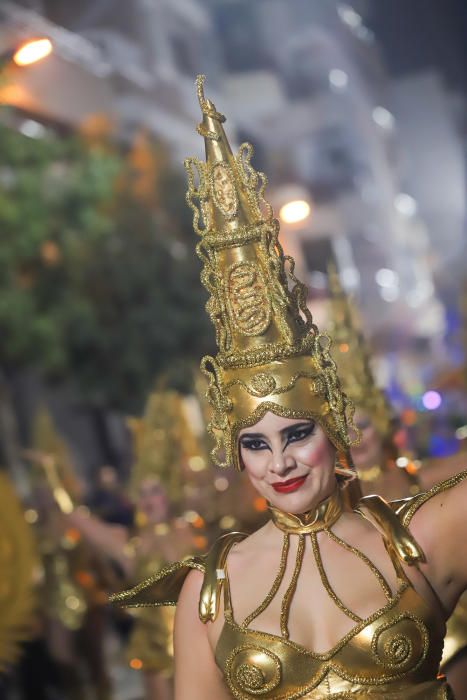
[240,421,313,441]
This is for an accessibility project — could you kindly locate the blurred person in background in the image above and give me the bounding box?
[0,471,37,699]
[328,265,467,698]
[87,465,135,528]
[36,391,198,700]
[24,407,116,700]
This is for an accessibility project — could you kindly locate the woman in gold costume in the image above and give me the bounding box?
[327,264,462,499]
[113,77,467,699]
[328,267,467,698]
[41,391,195,700]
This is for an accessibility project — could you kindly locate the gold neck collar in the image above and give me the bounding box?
[269,488,343,535]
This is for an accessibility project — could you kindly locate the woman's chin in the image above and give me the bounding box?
[268,489,320,515]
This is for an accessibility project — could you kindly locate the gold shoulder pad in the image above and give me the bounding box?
[109,531,247,625]
[199,532,246,623]
[355,494,425,565]
[110,556,205,608]
[394,468,467,528]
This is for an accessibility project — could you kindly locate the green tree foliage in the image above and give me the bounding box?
[0,121,212,412]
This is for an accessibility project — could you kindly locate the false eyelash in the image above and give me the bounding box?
[240,439,267,450]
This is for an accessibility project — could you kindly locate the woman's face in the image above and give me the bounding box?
[238,412,336,514]
[350,409,383,469]
[137,478,169,525]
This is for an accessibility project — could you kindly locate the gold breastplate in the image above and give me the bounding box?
[215,584,445,699]
[213,489,449,699]
[111,471,467,699]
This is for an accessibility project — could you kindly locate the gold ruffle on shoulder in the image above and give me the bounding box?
[394,468,467,527]
[110,532,246,623]
[109,557,205,608]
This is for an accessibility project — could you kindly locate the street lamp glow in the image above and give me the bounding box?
[13,38,53,67]
[329,68,348,90]
[375,268,399,288]
[337,4,362,28]
[379,286,399,303]
[279,199,311,224]
[394,192,417,217]
[372,106,395,130]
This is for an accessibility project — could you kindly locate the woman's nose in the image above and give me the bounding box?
[269,449,295,475]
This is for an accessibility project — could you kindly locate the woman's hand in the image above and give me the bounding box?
[174,569,230,699]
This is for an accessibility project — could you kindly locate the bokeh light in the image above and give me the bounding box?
[13,38,53,67]
[422,390,442,410]
[279,199,310,224]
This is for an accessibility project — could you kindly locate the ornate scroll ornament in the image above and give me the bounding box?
[187,76,359,469]
[226,261,272,337]
[211,162,238,220]
[371,614,429,673]
[226,645,282,697]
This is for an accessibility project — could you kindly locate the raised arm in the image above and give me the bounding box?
[67,508,131,575]
[406,470,467,615]
[174,569,230,700]
[28,449,133,575]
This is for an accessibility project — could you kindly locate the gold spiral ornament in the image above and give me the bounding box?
[227,261,272,336]
[371,614,429,672]
[226,645,281,696]
[248,373,277,397]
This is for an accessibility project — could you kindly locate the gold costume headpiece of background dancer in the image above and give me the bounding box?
[327,264,392,437]
[128,389,203,502]
[185,75,358,470]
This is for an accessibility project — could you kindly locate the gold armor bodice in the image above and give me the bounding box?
[111,471,467,698]
[212,488,450,700]
[215,539,446,699]
[358,459,467,673]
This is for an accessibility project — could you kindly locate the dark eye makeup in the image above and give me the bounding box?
[239,421,315,452]
[239,437,269,451]
[284,423,315,445]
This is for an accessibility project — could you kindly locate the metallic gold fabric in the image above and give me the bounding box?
[185,76,358,469]
[125,553,176,674]
[269,487,343,535]
[356,495,425,565]
[214,490,453,699]
[215,585,446,699]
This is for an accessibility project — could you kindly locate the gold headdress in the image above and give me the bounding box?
[185,76,357,470]
[327,264,392,436]
[128,389,205,503]
[31,406,82,500]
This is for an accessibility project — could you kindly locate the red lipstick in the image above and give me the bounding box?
[271,475,307,494]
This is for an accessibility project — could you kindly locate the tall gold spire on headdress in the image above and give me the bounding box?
[185,76,358,469]
[327,264,392,436]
